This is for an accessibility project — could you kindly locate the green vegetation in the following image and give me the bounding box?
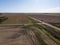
[33,29,47,45]
[0,16,8,24]
[28,18,60,45]
[27,17,36,26]
[44,24,60,33]
[34,24,60,45]
[43,29,60,45]
[28,18,47,45]
[49,23,60,33]
[50,23,60,28]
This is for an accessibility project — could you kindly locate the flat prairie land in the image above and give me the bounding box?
[0,13,60,45]
[29,14,60,23]
[0,26,40,45]
[0,13,60,24]
[0,13,29,24]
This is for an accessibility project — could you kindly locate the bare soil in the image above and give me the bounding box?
[0,13,29,24]
[0,26,39,45]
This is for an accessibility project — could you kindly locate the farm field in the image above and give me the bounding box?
[29,14,60,28]
[0,13,60,45]
[0,26,40,45]
[0,13,60,24]
[0,13,29,24]
[29,14,60,23]
[0,26,58,45]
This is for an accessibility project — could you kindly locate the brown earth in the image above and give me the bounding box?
[29,14,60,23]
[0,13,29,24]
[0,26,40,45]
[0,13,60,24]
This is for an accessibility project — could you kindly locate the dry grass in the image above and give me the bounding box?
[0,26,35,45]
[29,14,60,23]
[1,13,29,24]
[0,13,60,24]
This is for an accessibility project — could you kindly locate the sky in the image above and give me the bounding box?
[0,0,60,13]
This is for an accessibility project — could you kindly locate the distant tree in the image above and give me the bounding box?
[0,16,8,24]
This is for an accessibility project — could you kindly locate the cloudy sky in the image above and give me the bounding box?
[0,0,60,13]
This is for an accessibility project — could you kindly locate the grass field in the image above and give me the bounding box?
[0,13,29,24]
[0,13,60,45]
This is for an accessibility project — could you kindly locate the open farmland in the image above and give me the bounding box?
[0,13,29,24]
[29,14,60,23]
[1,13,60,24]
[29,13,60,29]
[0,13,60,45]
[0,26,40,45]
